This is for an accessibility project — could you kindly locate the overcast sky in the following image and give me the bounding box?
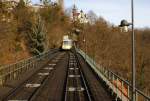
[31,0,150,28]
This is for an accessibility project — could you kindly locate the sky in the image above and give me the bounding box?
[31,0,150,28]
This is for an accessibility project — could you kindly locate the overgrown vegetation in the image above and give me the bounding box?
[78,15,150,93]
[0,0,70,64]
[0,0,150,95]
[28,17,47,55]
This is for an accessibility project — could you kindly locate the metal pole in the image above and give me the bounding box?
[93,45,95,65]
[85,32,87,61]
[131,0,136,101]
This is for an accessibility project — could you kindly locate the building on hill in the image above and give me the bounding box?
[31,4,44,12]
[1,0,19,9]
[0,0,20,22]
[0,0,32,22]
[1,0,20,3]
[72,5,88,24]
[78,10,88,24]
[1,0,31,8]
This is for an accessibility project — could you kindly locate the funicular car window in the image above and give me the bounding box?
[64,41,72,45]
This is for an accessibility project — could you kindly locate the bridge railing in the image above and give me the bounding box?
[77,49,150,101]
[0,49,58,86]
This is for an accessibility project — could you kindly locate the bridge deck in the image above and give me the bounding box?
[0,51,113,101]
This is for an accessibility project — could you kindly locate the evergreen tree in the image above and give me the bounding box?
[28,17,47,55]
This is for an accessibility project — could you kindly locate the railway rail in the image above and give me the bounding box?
[1,52,65,101]
[64,52,92,101]
[0,50,113,101]
[33,52,69,101]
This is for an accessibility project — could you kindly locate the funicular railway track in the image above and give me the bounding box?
[64,52,92,101]
[64,51,112,101]
[0,50,113,101]
[1,51,66,101]
[33,52,69,101]
[77,53,112,101]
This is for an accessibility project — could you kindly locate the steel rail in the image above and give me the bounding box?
[29,57,59,101]
[0,49,59,85]
[75,52,92,101]
[64,52,70,101]
[64,51,92,101]
[1,51,60,101]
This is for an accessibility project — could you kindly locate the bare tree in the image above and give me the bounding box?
[87,10,98,24]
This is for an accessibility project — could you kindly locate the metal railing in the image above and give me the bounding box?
[0,49,59,86]
[77,49,150,101]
